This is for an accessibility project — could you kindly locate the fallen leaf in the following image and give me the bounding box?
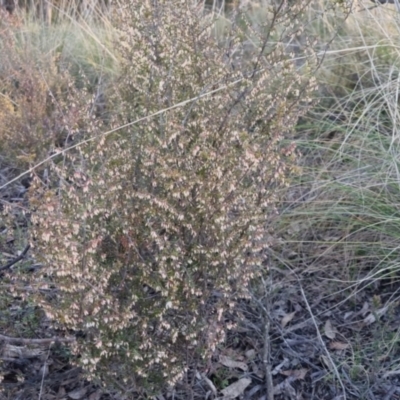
[68,387,88,400]
[245,349,256,360]
[294,303,303,312]
[329,341,350,351]
[220,378,251,399]
[281,311,296,328]
[364,307,388,325]
[343,311,353,320]
[88,390,102,400]
[360,301,370,316]
[324,319,336,339]
[280,368,308,380]
[273,378,296,396]
[219,355,248,371]
[364,313,376,325]
[57,386,66,397]
[272,358,289,375]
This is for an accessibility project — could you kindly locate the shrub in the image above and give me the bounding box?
[27,0,317,394]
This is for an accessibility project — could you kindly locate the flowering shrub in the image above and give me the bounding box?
[28,0,317,394]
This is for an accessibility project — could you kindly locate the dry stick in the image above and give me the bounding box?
[252,277,274,400]
[200,373,217,396]
[0,244,31,272]
[263,305,274,400]
[38,345,52,400]
[299,284,347,400]
[263,277,274,400]
[0,334,75,345]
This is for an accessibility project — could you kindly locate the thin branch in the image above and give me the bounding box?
[263,304,274,400]
[38,345,52,400]
[0,244,31,272]
[0,334,75,345]
[251,277,274,400]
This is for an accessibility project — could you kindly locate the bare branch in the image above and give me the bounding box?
[0,334,75,345]
[0,244,31,273]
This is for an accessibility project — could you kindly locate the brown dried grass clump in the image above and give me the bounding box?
[27,0,317,394]
[0,18,96,170]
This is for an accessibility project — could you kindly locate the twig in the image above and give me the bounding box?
[38,345,51,400]
[263,303,274,400]
[252,277,274,400]
[0,334,75,345]
[0,244,31,272]
[200,372,217,396]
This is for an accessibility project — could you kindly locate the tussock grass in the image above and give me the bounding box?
[275,0,400,282]
[269,0,400,389]
[0,5,118,171]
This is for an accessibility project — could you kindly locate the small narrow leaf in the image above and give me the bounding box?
[281,311,296,328]
[324,319,336,339]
